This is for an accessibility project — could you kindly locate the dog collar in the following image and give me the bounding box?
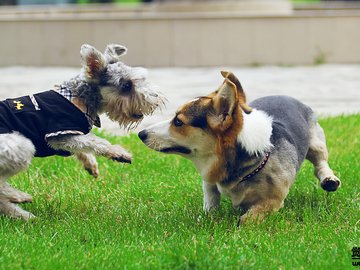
[240,152,271,183]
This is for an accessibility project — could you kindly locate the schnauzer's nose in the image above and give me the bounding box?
[138,130,148,142]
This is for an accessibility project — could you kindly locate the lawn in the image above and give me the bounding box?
[0,115,359,269]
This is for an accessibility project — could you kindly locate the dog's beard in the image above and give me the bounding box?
[101,85,166,129]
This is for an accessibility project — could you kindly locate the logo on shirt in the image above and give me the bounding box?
[13,100,24,110]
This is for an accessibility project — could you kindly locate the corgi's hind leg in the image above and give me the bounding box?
[306,121,341,192]
[238,198,284,226]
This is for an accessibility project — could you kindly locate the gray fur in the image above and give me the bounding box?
[0,43,165,220]
[62,76,102,120]
[217,95,341,223]
[250,95,313,170]
[140,91,341,225]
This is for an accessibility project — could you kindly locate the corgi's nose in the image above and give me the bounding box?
[138,130,148,142]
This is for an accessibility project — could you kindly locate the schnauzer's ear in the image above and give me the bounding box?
[208,79,238,132]
[80,44,107,81]
[221,71,252,114]
[104,44,127,63]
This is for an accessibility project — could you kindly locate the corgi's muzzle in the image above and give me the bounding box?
[157,145,191,154]
[138,128,191,155]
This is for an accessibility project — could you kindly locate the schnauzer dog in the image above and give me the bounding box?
[0,44,165,220]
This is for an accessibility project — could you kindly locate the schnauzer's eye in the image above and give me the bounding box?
[120,80,133,93]
[173,117,184,127]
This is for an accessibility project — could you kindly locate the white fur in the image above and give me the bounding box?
[237,109,273,156]
[131,67,148,80]
[192,155,218,181]
[142,120,175,151]
[146,119,171,138]
[0,132,35,175]
[202,181,220,211]
[104,44,127,63]
[0,132,36,220]
[188,98,200,103]
[48,133,132,161]
[0,43,165,221]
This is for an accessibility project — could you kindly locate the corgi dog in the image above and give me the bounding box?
[138,71,341,224]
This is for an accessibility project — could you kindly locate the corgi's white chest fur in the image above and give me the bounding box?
[193,108,273,185]
[237,109,273,156]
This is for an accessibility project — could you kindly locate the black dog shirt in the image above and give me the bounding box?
[0,90,92,157]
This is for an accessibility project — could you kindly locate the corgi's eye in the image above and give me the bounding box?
[173,117,184,127]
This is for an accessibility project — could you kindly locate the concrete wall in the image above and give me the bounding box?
[0,4,359,67]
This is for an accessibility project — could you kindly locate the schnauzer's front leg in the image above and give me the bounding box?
[48,133,132,163]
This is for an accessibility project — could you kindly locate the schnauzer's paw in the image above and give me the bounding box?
[321,176,341,192]
[0,200,35,221]
[0,183,32,204]
[108,145,132,164]
[85,166,99,178]
[76,153,99,178]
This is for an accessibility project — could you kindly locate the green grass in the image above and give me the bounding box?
[0,115,359,269]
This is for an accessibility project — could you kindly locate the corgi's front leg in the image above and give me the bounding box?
[202,181,221,212]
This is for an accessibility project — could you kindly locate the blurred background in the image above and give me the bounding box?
[0,0,360,67]
[0,0,359,133]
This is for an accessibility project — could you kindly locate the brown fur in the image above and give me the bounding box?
[166,76,248,184]
[139,70,341,225]
[221,71,252,114]
[84,53,105,81]
[207,106,243,184]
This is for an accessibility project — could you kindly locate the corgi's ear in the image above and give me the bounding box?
[221,71,252,114]
[80,44,107,81]
[208,79,238,132]
[104,44,127,63]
